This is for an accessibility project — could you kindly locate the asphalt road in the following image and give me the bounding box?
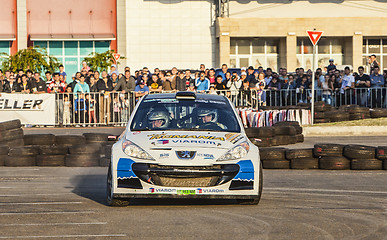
[0,167,386,239]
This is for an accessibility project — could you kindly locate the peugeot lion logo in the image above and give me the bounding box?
[176,151,196,160]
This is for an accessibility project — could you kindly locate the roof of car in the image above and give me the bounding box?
[144,92,228,101]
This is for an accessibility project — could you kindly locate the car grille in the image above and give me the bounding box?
[132,163,239,187]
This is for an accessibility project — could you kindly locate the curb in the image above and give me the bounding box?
[303,126,387,136]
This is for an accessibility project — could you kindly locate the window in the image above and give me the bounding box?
[297,37,344,70]
[362,38,387,71]
[229,38,280,72]
[33,40,111,83]
[0,41,10,66]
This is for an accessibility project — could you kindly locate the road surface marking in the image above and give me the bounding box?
[0,202,82,205]
[0,211,95,216]
[0,222,107,226]
[0,234,126,239]
[265,187,387,195]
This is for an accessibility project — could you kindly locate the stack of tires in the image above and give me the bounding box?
[376,146,387,170]
[314,144,350,170]
[57,135,98,167]
[259,148,289,169]
[246,127,274,147]
[343,145,382,170]
[5,146,39,166]
[0,120,24,147]
[0,145,9,166]
[313,101,332,124]
[370,109,387,118]
[273,121,303,144]
[24,134,67,166]
[325,110,350,122]
[347,105,370,120]
[82,133,111,167]
[286,148,318,169]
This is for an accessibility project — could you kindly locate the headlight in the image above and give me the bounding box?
[122,139,155,160]
[217,141,250,161]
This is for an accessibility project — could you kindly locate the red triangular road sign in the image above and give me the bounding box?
[307,31,323,46]
[112,53,121,61]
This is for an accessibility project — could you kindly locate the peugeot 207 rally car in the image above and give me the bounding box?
[107,91,262,206]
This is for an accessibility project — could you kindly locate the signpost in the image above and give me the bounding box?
[307,30,323,125]
[112,53,121,63]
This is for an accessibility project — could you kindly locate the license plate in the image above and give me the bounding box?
[177,190,196,195]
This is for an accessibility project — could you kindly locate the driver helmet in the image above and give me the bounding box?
[148,110,170,129]
[197,109,218,123]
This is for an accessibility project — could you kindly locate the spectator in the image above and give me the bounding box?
[88,76,98,92]
[283,74,296,105]
[339,66,355,105]
[94,71,102,82]
[18,74,31,93]
[223,72,232,89]
[113,70,136,93]
[45,71,53,88]
[257,82,266,107]
[264,68,273,86]
[199,64,205,72]
[112,94,121,123]
[162,72,176,91]
[48,73,66,93]
[153,68,160,77]
[240,80,251,105]
[322,74,334,105]
[267,76,281,106]
[257,66,264,75]
[97,73,114,93]
[314,68,324,100]
[63,94,71,126]
[327,59,336,72]
[227,72,242,104]
[195,71,210,93]
[73,75,90,96]
[175,71,186,91]
[209,85,217,95]
[111,73,119,89]
[295,68,304,86]
[278,68,289,85]
[85,94,96,125]
[135,80,149,98]
[59,64,67,83]
[26,70,33,81]
[214,75,227,91]
[368,54,379,74]
[69,72,80,91]
[74,93,88,126]
[3,75,18,93]
[246,66,256,87]
[207,68,216,84]
[240,67,247,76]
[355,66,371,107]
[296,75,309,103]
[370,66,384,108]
[182,70,193,89]
[120,94,130,124]
[16,69,24,83]
[148,74,163,92]
[187,82,196,92]
[31,72,47,94]
[218,64,229,81]
[81,61,90,72]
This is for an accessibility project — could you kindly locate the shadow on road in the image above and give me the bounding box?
[70,171,248,206]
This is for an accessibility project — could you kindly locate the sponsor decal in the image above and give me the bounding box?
[159,153,169,159]
[132,131,141,135]
[196,188,225,194]
[177,190,196,195]
[225,133,244,144]
[171,139,216,145]
[176,151,196,160]
[148,133,225,141]
[0,98,44,110]
[196,153,215,159]
[152,140,169,145]
[149,188,177,194]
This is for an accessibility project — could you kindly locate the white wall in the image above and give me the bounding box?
[229,0,387,18]
[125,0,215,71]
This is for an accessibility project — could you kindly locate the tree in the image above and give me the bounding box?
[82,50,125,72]
[0,46,61,73]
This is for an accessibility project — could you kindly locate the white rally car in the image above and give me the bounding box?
[107,91,262,206]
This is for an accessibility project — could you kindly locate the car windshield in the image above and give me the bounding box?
[130,97,241,132]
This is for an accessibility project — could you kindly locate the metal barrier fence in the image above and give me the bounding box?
[54,88,387,126]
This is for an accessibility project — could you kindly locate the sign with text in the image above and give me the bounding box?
[0,93,56,125]
[307,30,323,46]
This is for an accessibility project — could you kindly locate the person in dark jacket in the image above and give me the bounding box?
[3,76,18,93]
[113,70,136,93]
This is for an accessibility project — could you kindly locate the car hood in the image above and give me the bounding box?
[125,130,246,166]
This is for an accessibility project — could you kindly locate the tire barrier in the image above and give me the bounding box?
[259,143,386,170]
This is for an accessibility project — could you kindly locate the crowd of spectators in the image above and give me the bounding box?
[0,56,386,125]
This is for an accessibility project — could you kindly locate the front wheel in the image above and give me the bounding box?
[106,164,130,207]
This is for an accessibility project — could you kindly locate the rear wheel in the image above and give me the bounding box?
[237,163,263,205]
[106,164,130,207]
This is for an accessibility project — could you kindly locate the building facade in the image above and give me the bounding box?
[1,0,386,75]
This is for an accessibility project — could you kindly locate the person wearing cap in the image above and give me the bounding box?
[81,61,90,72]
[257,81,267,107]
[327,59,336,72]
[246,66,256,87]
[240,67,247,76]
[109,64,119,77]
[135,80,149,98]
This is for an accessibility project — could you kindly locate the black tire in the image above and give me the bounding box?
[0,155,6,166]
[257,127,274,138]
[271,137,279,146]
[0,138,24,147]
[376,146,387,160]
[314,118,329,124]
[351,159,382,170]
[326,111,349,122]
[349,112,370,121]
[65,154,100,167]
[262,160,289,169]
[0,128,24,142]
[370,109,387,118]
[295,134,304,143]
[107,164,130,206]
[383,160,387,170]
[9,146,39,156]
[272,126,290,136]
[290,158,319,169]
[348,106,369,114]
[319,156,351,170]
[314,144,344,157]
[259,147,286,160]
[69,143,102,154]
[0,145,9,155]
[273,121,302,134]
[245,128,260,138]
[56,135,86,146]
[36,155,65,166]
[314,102,326,112]
[285,148,314,160]
[274,135,290,146]
[39,145,68,155]
[250,138,272,148]
[314,111,325,119]
[288,136,298,145]
[237,163,263,205]
[5,156,36,166]
[0,119,21,131]
[24,134,56,146]
[343,145,376,159]
[83,133,109,142]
